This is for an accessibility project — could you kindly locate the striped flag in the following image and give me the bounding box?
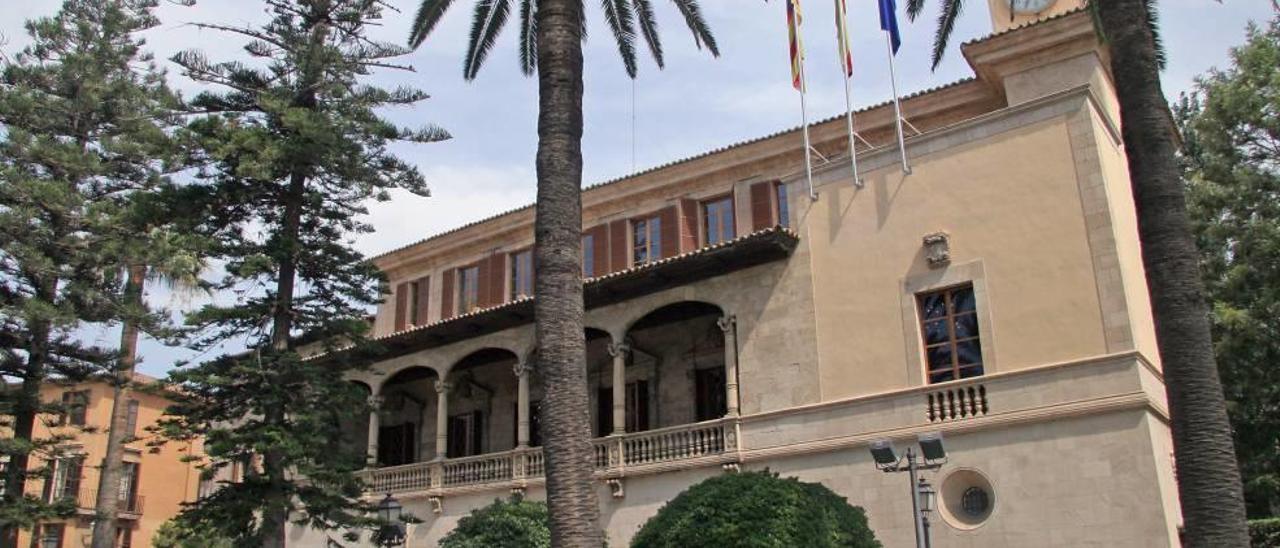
[834,0,852,77]
[787,0,804,91]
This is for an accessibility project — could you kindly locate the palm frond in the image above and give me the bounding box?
[463,0,513,80]
[633,0,664,69]
[518,0,537,76]
[929,0,962,71]
[906,0,928,21]
[602,0,639,78]
[408,0,458,48]
[670,0,719,56]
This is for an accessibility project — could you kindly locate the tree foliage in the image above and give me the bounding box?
[440,498,553,548]
[1178,17,1280,519]
[631,471,881,548]
[150,0,447,545]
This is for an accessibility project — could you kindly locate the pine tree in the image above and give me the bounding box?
[151,1,448,546]
[0,1,172,543]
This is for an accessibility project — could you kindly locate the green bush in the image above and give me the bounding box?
[1252,518,1280,547]
[440,498,551,548]
[632,470,881,548]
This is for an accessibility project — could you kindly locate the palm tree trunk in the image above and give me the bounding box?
[90,263,147,548]
[532,0,602,546]
[1095,0,1248,545]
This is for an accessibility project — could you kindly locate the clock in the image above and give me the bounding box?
[1010,0,1055,15]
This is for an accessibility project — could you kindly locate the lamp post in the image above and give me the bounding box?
[869,432,947,548]
[374,493,406,547]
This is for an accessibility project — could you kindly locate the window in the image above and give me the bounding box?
[694,368,727,421]
[582,234,595,278]
[917,284,983,383]
[702,196,735,245]
[409,280,423,325]
[510,249,533,300]
[775,182,790,228]
[447,411,484,458]
[118,462,140,512]
[125,400,139,439]
[43,456,82,503]
[61,391,89,426]
[456,266,480,314]
[38,523,64,548]
[596,381,651,436]
[632,216,662,266]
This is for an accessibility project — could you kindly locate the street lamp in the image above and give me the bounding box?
[868,433,947,548]
[374,493,406,547]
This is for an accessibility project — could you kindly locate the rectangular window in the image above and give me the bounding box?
[456,266,480,315]
[917,284,984,384]
[125,399,139,439]
[702,196,735,245]
[408,280,422,325]
[44,456,82,503]
[632,216,662,266]
[446,411,484,458]
[510,249,533,300]
[694,368,727,421]
[61,391,89,426]
[118,462,140,512]
[582,235,595,278]
[775,182,790,228]
[38,523,64,548]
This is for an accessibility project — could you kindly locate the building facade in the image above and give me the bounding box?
[296,1,1183,545]
[11,375,203,548]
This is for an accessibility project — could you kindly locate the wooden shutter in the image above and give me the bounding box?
[487,253,506,307]
[750,181,776,231]
[659,206,679,259]
[394,281,409,331]
[679,199,699,252]
[475,260,491,308]
[414,276,430,325]
[440,269,455,320]
[586,224,609,277]
[609,219,628,272]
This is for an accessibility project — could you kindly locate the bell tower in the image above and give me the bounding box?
[987,0,1086,33]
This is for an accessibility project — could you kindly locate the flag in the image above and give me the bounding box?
[878,0,901,55]
[834,0,852,77]
[787,0,804,90]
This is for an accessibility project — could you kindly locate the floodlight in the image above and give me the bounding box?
[917,432,947,463]
[869,439,899,468]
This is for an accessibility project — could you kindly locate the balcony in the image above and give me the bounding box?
[359,417,738,496]
[72,488,145,519]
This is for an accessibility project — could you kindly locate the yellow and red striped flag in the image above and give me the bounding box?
[787,0,804,91]
[834,0,853,77]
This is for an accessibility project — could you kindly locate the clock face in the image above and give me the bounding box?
[1010,0,1055,14]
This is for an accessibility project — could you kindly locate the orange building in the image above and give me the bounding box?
[10,374,202,548]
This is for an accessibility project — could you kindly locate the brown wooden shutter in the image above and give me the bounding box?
[750,182,776,231]
[487,253,506,306]
[679,199,699,252]
[476,259,491,308]
[587,225,609,276]
[609,219,628,272]
[394,282,409,331]
[659,206,679,259]
[414,276,430,325]
[440,269,455,319]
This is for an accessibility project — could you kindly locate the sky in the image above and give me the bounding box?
[1,0,1274,378]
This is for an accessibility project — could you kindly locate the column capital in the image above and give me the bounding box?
[434,380,452,394]
[607,341,631,358]
[368,395,384,407]
[717,315,737,332]
[513,361,533,377]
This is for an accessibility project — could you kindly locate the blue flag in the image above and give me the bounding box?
[878,0,901,54]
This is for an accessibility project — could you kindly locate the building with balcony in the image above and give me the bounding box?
[293,1,1182,545]
[8,374,203,548]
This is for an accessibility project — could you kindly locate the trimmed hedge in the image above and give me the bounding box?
[1252,518,1280,547]
[439,498,551,548]
[631,470,881,548]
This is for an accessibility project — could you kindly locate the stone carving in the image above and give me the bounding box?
[923,231,951,268]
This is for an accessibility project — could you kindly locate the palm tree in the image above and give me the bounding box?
[910,0,1248,544]
[407,1,717,545]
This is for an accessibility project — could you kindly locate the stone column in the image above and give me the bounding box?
[514,361,531,448]
[366,396,382,466]
[434,380,451,460]
[608,341,630,434]
[718,315,740,417]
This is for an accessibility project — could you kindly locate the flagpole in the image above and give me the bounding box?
[799,60,816,200]
[837,10,860,187]
[884,31,911,175]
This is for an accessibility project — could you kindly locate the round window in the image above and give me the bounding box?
[939,469,996,529]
